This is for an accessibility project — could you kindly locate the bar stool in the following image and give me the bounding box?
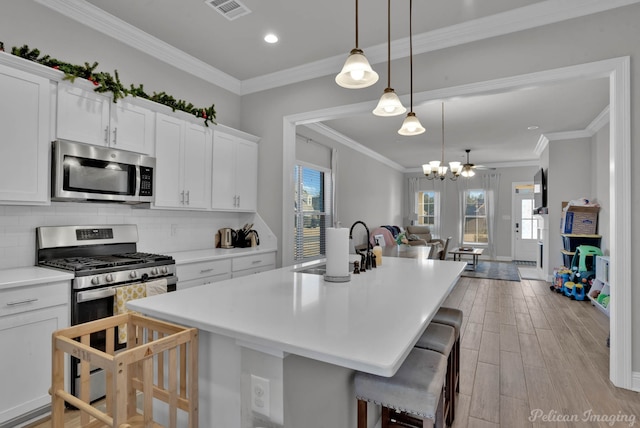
[355,348,448,428]
[415,322,457,426]
[431,307,463,396]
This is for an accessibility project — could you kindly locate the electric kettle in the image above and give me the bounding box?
[218,228,236,248]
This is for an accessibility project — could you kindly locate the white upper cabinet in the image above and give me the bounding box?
[56,83,154,155]
[154,113,212,210]
[212,130,258,212]
[0,64,51,204]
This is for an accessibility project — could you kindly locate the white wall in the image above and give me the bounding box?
[546,138,593,270]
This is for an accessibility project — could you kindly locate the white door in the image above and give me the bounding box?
[512,183,538,262]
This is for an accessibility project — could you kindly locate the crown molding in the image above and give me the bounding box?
[587,105,611,133]
[36,0,640,95]
[34,0,241,94]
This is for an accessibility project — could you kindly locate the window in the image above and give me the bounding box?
[416,191,440,234]
[294,164,332,261]
[463,189,488,244]
[516,184,538,240]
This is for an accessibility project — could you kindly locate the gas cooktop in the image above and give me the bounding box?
[40,252,174,273]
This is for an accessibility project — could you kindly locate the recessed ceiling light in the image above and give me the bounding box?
[527,125,539,130]
[264,33,278,44]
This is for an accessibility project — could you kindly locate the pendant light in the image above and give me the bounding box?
[423,103,463,180]
[398,0,425,136]
[335,0,379,89]
[372,0,406,116]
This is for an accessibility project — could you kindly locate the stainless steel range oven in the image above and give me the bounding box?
[36,224,177,403]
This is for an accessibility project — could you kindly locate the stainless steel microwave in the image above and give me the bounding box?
[51,140,155,204]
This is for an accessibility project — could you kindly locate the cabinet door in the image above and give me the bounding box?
[56,84,110,146]
[154,113,184,208]
[211,131,237,210]
[0,305,68,424]
[0,65,50,204]
[235,139,258,211]
[110,100,155,155]
[183,123,212,209]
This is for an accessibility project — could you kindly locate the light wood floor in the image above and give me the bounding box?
[445,276,639,428]
[26,277,639,428]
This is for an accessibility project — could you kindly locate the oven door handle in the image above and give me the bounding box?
[77,287,117,303]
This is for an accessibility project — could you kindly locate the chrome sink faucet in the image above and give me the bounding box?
[349,221,373,270]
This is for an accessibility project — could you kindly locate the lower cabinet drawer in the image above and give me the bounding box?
[0,281,68,317]
[177,259,232,282]
[231,252,276,272]
[232,264,275,278]
[178,273,232,290]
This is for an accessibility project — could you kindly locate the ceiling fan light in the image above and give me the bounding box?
[398,112,425,136]
[461,166,475,177]
[373,88,406,116]
[335,49,379,89]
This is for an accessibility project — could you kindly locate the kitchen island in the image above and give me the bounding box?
[128,255,466,428]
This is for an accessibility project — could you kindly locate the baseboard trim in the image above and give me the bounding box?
[632,371,640,392]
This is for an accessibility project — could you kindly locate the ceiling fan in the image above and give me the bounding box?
[460,149,494,177]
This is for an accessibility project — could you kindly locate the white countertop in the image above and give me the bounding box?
[0,266,74,290]
[166,246,276,264]
[128,257,465,377]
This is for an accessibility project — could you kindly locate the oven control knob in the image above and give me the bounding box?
[161,266,168,275]
[105,274,114,283]
[129,271,138,279]
[151,267,159,276]
[91,277,100,286]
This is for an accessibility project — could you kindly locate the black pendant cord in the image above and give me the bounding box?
[386,0,391,87]
[409,0,414,112]
[355,0,359,48]
[441,103,445,163]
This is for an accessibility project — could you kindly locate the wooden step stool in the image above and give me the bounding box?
[50,313,198,428]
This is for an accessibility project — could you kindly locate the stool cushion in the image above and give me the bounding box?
[432,307,463,337]
[355,348,447,420]
[415,323,455,355]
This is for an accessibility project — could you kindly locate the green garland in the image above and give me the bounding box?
[6,44,216,126]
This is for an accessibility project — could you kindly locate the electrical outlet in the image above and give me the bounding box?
[251,374,270,417]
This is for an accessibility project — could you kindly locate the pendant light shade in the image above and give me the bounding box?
[398,112,425,136]
[373,0,405,116]
[336,0,378,89]
[397,0,424,135]
[373,88,406,116]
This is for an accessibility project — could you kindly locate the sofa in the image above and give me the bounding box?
[404,225,445,248]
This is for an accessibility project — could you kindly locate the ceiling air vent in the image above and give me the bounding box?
[205,0,251,21]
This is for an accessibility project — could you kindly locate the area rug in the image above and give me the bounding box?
[460,261,521,282]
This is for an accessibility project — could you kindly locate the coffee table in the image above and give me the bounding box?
[449,247,484,270]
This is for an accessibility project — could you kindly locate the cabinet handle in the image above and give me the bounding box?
[251,260,262,264]
[6,297,38,306]
[186,190,190,205]
[104,127,109,144]
[200,268,214,273]
[112,127,118,144]
[237,195,240,207]
[180,191,185,204]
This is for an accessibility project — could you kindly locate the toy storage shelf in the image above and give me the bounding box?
[588,255,610,317]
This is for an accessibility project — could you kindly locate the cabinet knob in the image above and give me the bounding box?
[112,127,118,144]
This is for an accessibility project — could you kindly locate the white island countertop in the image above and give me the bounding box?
[128,256,465,377]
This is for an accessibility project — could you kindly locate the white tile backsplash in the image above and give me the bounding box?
[1,202,265,269]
